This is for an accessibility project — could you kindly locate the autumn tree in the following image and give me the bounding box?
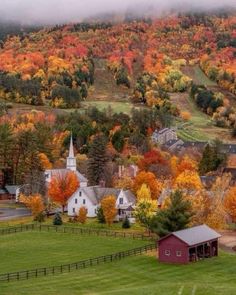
[224,186,236,222]
[134,198,157,230]
[137,183,151,201]
[20,194,45,220]
[77,206,88,224]
[175,170,202,192]
[48,171,79,212]
[101,195,117,226]
[133,171,162,200]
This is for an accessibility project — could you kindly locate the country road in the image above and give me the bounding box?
[0,207,31,221]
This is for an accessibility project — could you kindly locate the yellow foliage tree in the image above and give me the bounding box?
[20,194,45,218]
[175,170,202,192]
[101,195,117,226]
[224,186,236,222]
[137,183,151,201]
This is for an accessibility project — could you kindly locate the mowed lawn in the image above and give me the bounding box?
[1,250,236,295]
[0,231,148,273]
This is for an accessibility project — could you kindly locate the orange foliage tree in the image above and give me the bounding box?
[20,194,45,219]
[48,171,79,212]
[77,206,88,224]
[101,195,117,226]
[138,149,167,171]
[224,186,236,222]
[133,171,163,200]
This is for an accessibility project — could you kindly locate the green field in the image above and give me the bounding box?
[0,231,148,273]
[0,240,236,295]
[79,100,138,114]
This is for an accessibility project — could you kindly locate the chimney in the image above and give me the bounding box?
[99,179,106,188]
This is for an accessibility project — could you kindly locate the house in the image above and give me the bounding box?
[45,135,88,188]
[5,185,21,200]
[118,164,138,179]
[152,128,178,146]
[45,134,136,221]
[67,186,136,221]
[158,224,221,264]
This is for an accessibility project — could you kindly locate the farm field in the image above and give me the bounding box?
[171,65,236,143]
[0,231,148,273]
[0,246,236,295]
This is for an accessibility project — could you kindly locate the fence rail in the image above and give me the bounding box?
[0,243,157,282]
[0,224,155,241]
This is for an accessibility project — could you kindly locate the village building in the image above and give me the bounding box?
[45,134,136,221]
[158,224,221,264]
[67,187,135,221]
[152,128,178,146]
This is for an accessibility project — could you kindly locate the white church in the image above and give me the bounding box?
[45,135,136,221]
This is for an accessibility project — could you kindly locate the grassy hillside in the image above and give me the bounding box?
[1,249,235,294]
[0,231,148,273]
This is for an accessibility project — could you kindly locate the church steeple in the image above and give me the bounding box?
[66,133,77,171]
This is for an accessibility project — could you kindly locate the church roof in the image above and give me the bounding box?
[45,169,88,183]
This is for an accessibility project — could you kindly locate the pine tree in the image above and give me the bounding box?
[199,142,225,175]
[87,135,108,185]
[122,215,131,229]
[53,212,63,226]
[150,190,193,237]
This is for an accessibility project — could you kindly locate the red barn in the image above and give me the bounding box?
[158,225,221,264]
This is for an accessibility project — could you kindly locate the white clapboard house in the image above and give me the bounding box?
[45,135,136,221]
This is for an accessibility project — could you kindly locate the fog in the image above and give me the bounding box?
[0,0,236,25]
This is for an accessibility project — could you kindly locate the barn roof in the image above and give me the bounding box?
[172,225,221,246]
[160,225,221,246]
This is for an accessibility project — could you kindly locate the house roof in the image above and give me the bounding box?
[5,185,20,195]
[69,187,135,206]
[45,169,88,183]
[160,225,221,246]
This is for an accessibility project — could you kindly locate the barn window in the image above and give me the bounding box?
[83,199,86,205]
[165,250,170,256]
[75,198,78,204]
[176,251,182,257]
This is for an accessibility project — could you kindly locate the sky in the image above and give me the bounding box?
[0,0,236,25]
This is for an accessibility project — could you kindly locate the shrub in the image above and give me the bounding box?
[122,216,131,229]
[77,206,87,224]
[53,212,63,226]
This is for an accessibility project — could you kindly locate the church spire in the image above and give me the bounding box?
[66,133,76,171]
[69,133,74,158]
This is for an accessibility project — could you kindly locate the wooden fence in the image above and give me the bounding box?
[0,224,156,241]
[0,243,157,282]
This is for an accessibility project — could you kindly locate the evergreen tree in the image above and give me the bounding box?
[87,135,108,185]
[97,206,105,223]
[122,215,131,229]
[199,142,225,175]
[53,212,63,226]
[150,190,193,237]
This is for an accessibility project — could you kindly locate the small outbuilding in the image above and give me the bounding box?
[158,224,221,264]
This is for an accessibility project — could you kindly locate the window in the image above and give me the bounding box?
[95,208,97,214]
[165,250,170,256]
[119,198,123,205]
[83,199,86,205]
[79,191,82,197]
[73,208,75,213]
[75,198,78,204]
[176,251,182,257]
